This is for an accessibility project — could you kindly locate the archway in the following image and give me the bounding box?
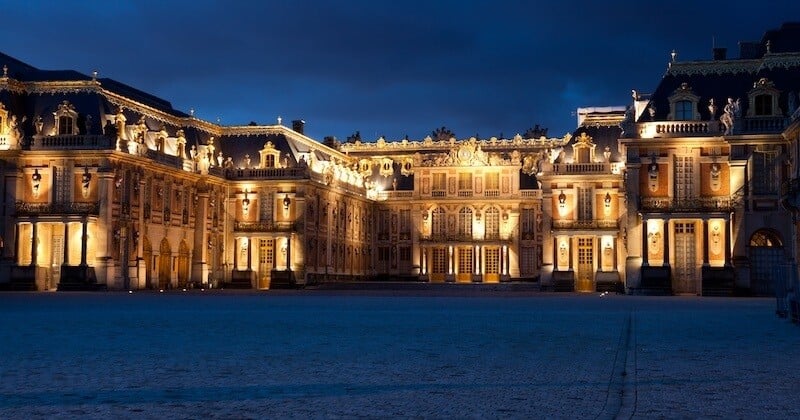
[749,229,784,296]
[158,238,172,289]
[177,240,190,288]
[143,236,152,289]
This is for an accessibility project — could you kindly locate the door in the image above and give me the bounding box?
[484,247,500,283]
[177,240,190,288]
[430,247,447,282]
[749,230,784,296]
[143,236,152,289]
[674,222,697,294]
[258,239,274,289]
[158,238,171,289]
[51,233,64,290]
[456,247,473,282]
[576,237,594,292]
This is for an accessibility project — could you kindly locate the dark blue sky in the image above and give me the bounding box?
[1,1,799,141]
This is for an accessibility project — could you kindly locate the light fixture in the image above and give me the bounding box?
[242,190,250,216]
[31,169,42,198]
[283,193,291,210]
[558,190,566,205]
[604,192,612,206]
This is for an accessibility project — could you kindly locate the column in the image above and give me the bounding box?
[233,237,239,269]
[724,218,732,266]
[80,217,88,266]
[642,219,649,266]
[247,237,252,271]
[63,222,69,265]
[475,245,480,275]
[597,237,603,272]
[662,219,670,266]
[30,221,38,267]
[504,245,510,276]
[286,235,292,272]
[702,219,710,266]
[14,223,20,264]
[568,237,573,271]
[553,237,558,271]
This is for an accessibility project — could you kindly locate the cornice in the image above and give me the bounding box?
[666,53,800,77]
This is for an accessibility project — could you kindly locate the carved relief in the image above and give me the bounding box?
[709,162,721,192]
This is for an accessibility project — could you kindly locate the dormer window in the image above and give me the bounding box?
[258,141,281,169]
[53,100,78,135]
[667,83,700,121]
[747,78,781,117]
[754,94,773,116]
[675,100,693,120]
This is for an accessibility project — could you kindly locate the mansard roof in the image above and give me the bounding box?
[641,23,800,124]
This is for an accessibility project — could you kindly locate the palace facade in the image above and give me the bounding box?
[2,23,800,295]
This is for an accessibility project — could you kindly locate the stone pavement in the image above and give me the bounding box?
[0,291,798,418]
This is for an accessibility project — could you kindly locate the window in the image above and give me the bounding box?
[265,155,275,168]
[485,173,499,190]
[432,173,446,196]
[675,100,693,120]
[520,246,536,275]
[521,208,535,236]
[458,207,472,238]
[485,207,500,239]
[58,116,73,135]
[458,172,472,191]
[754,94,773,116]
[577,187,592,221]
[399,246,411,261]
[753,151,777,194]
[432,207,446,238]
[53,100,78,135]
[399,209,410,238]
[674,156,695,200]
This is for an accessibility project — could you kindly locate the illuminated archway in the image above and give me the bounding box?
[158,238,171,289]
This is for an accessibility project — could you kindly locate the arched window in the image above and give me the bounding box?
[750,230,782,247]
[431,207,446,238]
[458,207,472,238]
[485,207,500,239]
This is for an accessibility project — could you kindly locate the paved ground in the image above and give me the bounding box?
[0,290,798,418]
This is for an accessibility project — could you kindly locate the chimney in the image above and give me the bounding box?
[713,47,727,60]
[292,119,305,134]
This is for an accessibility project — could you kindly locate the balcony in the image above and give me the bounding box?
[234,221,295,232]
[421,232,511,242]
[637,121,722,138]
[543,162,612,174]
[376,190,414,200]
[15,201,100,216]
[144,149,184,169]
[743,116,788,133]
[640,196,735,213]
[225,167,309,180]
[30,135,113,150]
[552,220,618,230]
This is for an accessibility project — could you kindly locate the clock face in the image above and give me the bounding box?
[458,148,472,160]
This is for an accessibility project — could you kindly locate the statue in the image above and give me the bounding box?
[114,108,127,140]
[217,151,223,167]
[8,115,25,144]
[34,115,43,135]
[189,145,197,161]
[224,157,234,168]
[707,99,717,121]
[176,129,186,158]
[720,97,740,135]
[84,114,93,135]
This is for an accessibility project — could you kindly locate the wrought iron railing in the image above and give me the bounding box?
[225,167,309,179]
[234,221,295,232]
[639,196,735,213]
[552,219,618,229]
[15,201,100,216]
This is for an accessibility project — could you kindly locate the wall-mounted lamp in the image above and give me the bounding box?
[82,166,92,198]
[242,190,250,216]
[31,169,42,198]
[283,193,291,210]
[558,190,567,205]
[422,211,428,221]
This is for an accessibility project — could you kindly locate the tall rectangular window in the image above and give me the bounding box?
[674,156,695,200]
[432,173,447,196]
[753,151,777,194]
[577,187,592,221]
[674,100,693,120]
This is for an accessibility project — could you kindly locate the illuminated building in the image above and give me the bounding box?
[1,23,800,294]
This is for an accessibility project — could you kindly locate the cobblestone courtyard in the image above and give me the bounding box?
[1,291,799,418]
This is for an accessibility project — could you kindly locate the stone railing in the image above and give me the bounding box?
[421,232,511,242]
[743,116,788,133]
[552,219,618,229]
[640,196,735,213]
[376,190,414,200]
[31,134,113,150]
[144,149,184,168]
[15,201,100,216]
[637,121,722,138]
[547,162,611,174]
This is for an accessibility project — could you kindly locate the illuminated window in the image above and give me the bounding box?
[577,187,592,221]
[485,173,499,190]
[485,248,500,274]
[431,207,446,238]
[458,247,473,275]
[485,207,500,239]
[458,172,472,191]
[432,173,446,196]
[458,207,472,238]
[265,155,275,168]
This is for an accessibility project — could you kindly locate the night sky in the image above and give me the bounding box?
[1,1,799,141]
